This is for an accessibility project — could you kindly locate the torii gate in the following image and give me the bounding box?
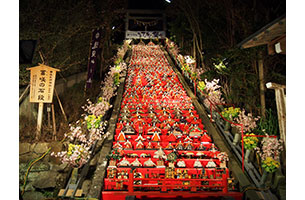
[125,9,166,39]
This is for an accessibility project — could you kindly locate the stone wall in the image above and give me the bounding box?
[19,142,70,200]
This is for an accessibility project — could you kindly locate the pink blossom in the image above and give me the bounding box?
[233,109,260,133]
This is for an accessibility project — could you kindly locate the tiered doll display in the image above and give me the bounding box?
[104,43,229,191]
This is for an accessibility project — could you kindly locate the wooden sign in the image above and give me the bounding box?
[27,64,60,140]
[27,64,60,103]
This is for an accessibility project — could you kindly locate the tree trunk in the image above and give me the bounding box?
[258,51,266,118]
[178,0,205,68]
[193,34,196,59]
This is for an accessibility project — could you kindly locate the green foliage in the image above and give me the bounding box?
[221,107,241,121]
[114,73,120,86]
[242,133,259,150]
[210,47,261,113]
[262,157,280,173]
[254,108,280,136]
[106,149,122,161]
[198,81,206,91]
[86,115,103,130]
[114,58,123,66]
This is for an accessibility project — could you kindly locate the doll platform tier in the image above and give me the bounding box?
[102,44,241,200]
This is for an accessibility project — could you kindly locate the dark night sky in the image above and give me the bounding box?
[128,0,167,10]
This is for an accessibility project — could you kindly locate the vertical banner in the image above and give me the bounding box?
[86,28,102,90]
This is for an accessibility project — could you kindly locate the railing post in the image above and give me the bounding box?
[222,173,228,193]
[191,179,197,192]
[161,180,167,192]
[128,169,134,193]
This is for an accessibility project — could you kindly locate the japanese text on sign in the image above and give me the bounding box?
[27,64,60,103]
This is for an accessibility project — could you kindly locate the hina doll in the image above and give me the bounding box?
[151,131,161,142]
[160,123,171,135]
[144,158,156,167]
[175,140,184,150]
[209,144,218,158]
[193,159,203,168]
[168,123,183,136]
[159,110,170,122]
[121,122,135,135]
[200,132,211,143]
[179,116,188,125]
[150,116,160,126]
[120,110,130,120]
[117,131,126,142]
[184,136,193,143]
[165,142,175,150]
[118,159,131,168]
[135,140,145,149]
[131,158,142,167]
[206,159,216,168]
[147,110,156,121]
[165,115,176,126]
[192,117,202,125]
[121,115,130,124]
[146,141,153,149]
[124,140,133,149]
[189,124,204,137]
[197,142,207,151]
[184,142,194,151]
[147,123,161,135]
[135,134,146,142]
[116,120,125,134]
[155,142,162,149]
[173,108,182,119]
[113,142,122,149]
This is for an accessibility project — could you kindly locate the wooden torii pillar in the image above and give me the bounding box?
[266,82,286,148]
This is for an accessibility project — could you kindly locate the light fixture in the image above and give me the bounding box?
[112,26,115,30]
[165,0,171,3]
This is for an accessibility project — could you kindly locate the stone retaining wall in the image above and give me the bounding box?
[19,142,70,200]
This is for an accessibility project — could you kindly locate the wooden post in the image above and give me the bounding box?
[47,104,51,130]
[266,82,286,147]
[51,103,57,140]
[54,88,68,122]
[36,102,44,140]
[258,51,266,118]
